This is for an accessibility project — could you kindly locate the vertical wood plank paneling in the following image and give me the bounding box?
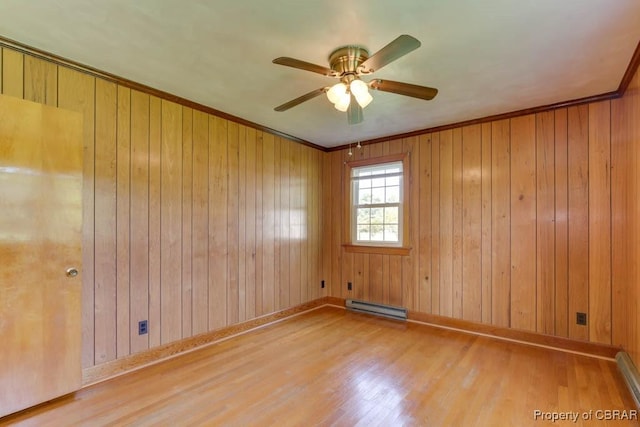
[611,69,640,362]
[554,109,569,338]
[181,107,193,336]
[382,254,391,304]
[402,136,419,311]
[462,125,482,322]
[2,49,23,98]
[209,116,228,330]
[588,100,612,344]
[227,122,239,325]
[353,241,365,300]
[279,139,291,308]
[388,256,402,306]
[245,127,257,319]
[57,67,96,368]
[93,79,117,364]
[254,131,264,315]
[24,56,57,106]
[0,48,2,93]
[261,133,275,314]
[418,134,432,313]
[273,136,282,310]
[289,142,302,307]
[567,105,590,341]
[148,96,162,347]
[237,125,247,322]
[431,132,441,315]
[299,146,309,303]
[321,150,332,298]
[439,130,454,317]
[491,120,511,327]
[510,115,536,331]
[191,111,209,334]
[480,123,492,323]
[536,111,556,335]
[160,100,182,343]
[237,126,247,322]
[116,86,131,357]
[307,148,319,301]
[129,90,150,353]
[329,150,343,299]
[452,129,464,318]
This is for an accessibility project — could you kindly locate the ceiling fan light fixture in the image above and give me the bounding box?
[350,79,373,108]
[334,92,351,112]
[326,82,347,104]
[355,91,373,108]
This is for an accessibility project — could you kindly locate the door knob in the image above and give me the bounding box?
[66,268,79,278]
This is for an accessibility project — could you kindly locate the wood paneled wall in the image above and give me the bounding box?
[325,65,640,363]
[1,47,325,369]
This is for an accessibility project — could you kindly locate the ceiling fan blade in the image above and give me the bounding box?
[273,57,338,77]
[274,87,328,112]
[369,79,438,100]
[347,94,363,125]
[358,35,421,74]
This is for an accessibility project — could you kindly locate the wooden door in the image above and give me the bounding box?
[0,94,83,417]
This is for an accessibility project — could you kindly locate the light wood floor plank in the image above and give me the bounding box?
[1,307,636,426]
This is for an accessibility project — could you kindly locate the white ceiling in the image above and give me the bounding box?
[1,0,639,148]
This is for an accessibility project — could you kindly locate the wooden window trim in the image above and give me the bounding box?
[343,153,411,256]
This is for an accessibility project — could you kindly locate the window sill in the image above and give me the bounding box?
[343,244,411,256]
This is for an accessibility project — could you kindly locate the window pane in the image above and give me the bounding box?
[372,177,385,187]
[357,208,370,224]
[386,167,400,174]
[358,226,370,241]
[370,224,384,241]
[358,188,371,205]
[384,206,398,224]
[359,178,371,189]
[370,208,383,225]
[384,225,399,242]
[386,186,399,203]
[371,187,384,204]
[386,176,399,186]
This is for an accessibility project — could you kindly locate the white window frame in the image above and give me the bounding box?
[343,153,411,256]
[351,161,403,247]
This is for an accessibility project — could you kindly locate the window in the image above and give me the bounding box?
[343,153,410,255]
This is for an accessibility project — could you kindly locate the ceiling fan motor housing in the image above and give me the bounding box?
[328,46,370,76]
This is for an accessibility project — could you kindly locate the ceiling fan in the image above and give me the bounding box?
[272,35,438,125]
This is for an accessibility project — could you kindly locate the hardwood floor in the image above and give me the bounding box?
[1,306,637,426]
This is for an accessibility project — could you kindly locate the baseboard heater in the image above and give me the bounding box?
[346,299,407,321]
[616,352,640,409]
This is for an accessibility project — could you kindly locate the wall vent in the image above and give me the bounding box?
[346,299,407,321]
[616,351,640,409]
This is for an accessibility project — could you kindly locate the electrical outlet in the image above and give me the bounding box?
[138,320,148,335]
[321,280,325,289]
[576,312,587,326]
[347,282,352,291]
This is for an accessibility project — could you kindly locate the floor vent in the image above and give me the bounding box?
[616,352,640,409]
[346,299,407,321]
